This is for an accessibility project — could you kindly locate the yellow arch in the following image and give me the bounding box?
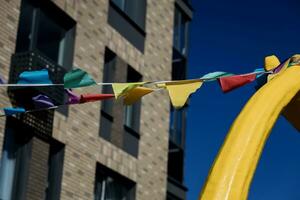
[199,65,300,199]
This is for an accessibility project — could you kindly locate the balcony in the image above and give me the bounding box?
[7,50,67,137]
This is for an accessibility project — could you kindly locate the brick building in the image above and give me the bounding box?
[0,0,193,199]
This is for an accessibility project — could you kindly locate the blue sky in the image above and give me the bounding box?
[186,0,300,199]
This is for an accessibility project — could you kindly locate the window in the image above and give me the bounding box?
[172,54,187,80]
[0,118,32,200]
[167,23,188,187]
[111,0,146,29]
[94,163,136,200]
[0,118,65,200]
[108,0,146,52]
[16,0,76,70]
[168,142,184,182]
[170,51,187,148]
[167,192,183,200]
[123,66,142,157]
[169,107,186,147]
[45,141,65,200]
[173,6,190,56]
[124,66,142,132]
[100,49,116,141]
[99,49,141,157]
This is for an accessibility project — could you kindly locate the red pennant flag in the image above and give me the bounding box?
[218,74,256,93]
[80,94,115,103]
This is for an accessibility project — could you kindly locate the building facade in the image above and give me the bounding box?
[0,0,192,199]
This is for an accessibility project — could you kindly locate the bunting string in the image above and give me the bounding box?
[0,54,299,116]
[0,71,268,87]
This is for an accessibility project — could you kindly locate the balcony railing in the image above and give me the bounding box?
[7,50,67,137]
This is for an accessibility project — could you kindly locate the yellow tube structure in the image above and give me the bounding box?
[199,65,300,200]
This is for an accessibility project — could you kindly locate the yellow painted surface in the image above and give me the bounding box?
[200,65,300,200]
[264,55,280,71]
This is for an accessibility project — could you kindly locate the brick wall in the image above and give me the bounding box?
[0,0,21,161]
[0,0,175,199]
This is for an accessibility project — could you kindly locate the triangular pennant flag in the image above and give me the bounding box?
[218,73,256,93]
[17,69,52,84]
[124,87,154,105]
[80,94,114,103]
[267,58,290,81]
[112,82,145,99]
[65,89,81,105]
[3,107,26,116]
[264,55,280,71]
[200,71,234,81]
[64,68,96,88]
[273,58,290,73]
[32,94,55,108]
[166,80,203,108]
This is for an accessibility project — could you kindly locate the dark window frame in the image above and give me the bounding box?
[94,163,136,200]
[110,0,147,31]
[45,140,65,200]
[170,50,188,148]
[0,117,33,200]
[169,106,187,148]
[99,48,141,157]
[173,5,191,57]
[108,0,146,52]
[16,0,76,71]
[99,48,116,141]
[0,117,65,200]
[122,65,142,157]
[124,65,142,133]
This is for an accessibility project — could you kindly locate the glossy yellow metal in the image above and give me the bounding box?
[199,65,300,200]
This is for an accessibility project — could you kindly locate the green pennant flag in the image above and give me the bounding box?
[64,69,96,88]
[200,71,234,81]
[112,82,145,99]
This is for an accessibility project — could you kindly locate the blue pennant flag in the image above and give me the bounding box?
[3,107,26,116]
[17,69,52,84]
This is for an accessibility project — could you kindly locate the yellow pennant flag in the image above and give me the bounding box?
[264,55,280,71]
[165,80,203,108]
[112,82,145,99]
[124,87,154,105]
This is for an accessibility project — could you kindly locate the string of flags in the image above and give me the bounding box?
[0,54,299,117]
